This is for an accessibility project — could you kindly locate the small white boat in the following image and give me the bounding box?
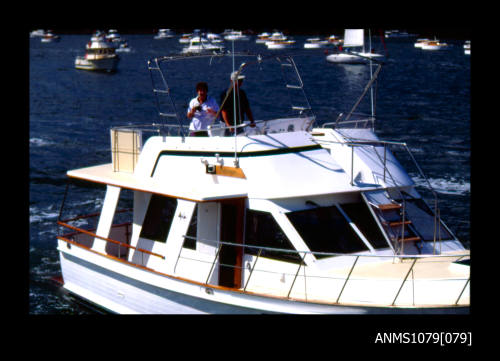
[179,34,193,44]
[206,33,223,43]
[266,39,296,49]
[115,42,132,53]
[384,30,416,38]
[326,29,383,64]
[304,37,329,49]
[414,38,430,48]
[420,39,448,50]
[224,30,250,41]
[255,32,271,43]
[265,32,296,49]
[56,52,469,314]
[181,36,225,54]
[90,30,106,42]
[30,29,46,38]
[41,30,60,43]
[155,29,175,39]
[106,29,122,43]
[75,39,119,72]
[327,35,343,46]
[464,40,470,55]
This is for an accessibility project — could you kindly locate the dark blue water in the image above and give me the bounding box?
[29,33,470,314]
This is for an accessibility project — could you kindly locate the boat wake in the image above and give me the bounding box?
[413,175,470,195]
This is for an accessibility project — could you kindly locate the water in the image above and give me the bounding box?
[29,33,470,314]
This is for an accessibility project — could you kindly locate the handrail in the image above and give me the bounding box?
[179,235,468,306]
[314,136,446,254]
[181,235,468,260]
[57,220,165,260]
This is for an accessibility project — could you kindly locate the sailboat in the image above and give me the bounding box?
[326,29,383,64]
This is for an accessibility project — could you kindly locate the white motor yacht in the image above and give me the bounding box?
[181,36,225,54]
[155,29,175,39]
[206,33,223,43]
[256,32,271,43]
[75,38,119,72]
[265,32,295,49]
[224,30,250,41]
[464,40,470,55]
[56,52,469,314]
[30,29,46,38]
[41,30,60,43]
[420,38,448,50]
[328,35,343,46]
[304,37,329,49]
[414,38,430,48]
[179,34,193,44]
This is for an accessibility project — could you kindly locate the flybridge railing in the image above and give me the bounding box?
[146,52,316,135]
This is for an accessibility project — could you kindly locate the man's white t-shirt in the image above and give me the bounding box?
[188,96,219,131]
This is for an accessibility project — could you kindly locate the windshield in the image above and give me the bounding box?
[286,205,370,258]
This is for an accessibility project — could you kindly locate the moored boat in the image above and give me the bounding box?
[414,38,430,48]
[464,40,470,55]
[326,29,383,64]
[57,52,469,314]
[41,30,60,43]
[75,38,119,72]
[420,38,449,50]
[304,37,329,49]
[181,36,225,54]
[224,30,250,41]
[155,29,175,39]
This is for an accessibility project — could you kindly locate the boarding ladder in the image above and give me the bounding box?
[279,57,314,119]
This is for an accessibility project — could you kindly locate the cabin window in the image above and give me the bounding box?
[245,210,301,264]
[286,205,368,258]
[340,202,389,249]
[139,194,177,243]
[183,204,198,250]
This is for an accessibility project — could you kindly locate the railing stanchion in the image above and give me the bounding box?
[336,255,359,303]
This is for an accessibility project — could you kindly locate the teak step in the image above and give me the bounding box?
[377,203,402,211]
[397,236,421,243]
[388,220,412,227]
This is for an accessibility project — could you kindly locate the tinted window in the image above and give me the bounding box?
[139,194,177,243]
[341,202,389,249]
[245,210,301,263]
[286,205,368,258]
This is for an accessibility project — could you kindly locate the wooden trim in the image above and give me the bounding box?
[214,165,246,179]
[58,221,165,259]
[67,174,247,203]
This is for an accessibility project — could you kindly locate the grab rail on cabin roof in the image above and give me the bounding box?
[312,137,446,255]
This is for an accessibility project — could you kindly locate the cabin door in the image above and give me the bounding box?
[218,198,245,288]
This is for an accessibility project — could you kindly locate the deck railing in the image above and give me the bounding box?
[177,235,469,307]
[56,214,469,307]
[57,209,165,262]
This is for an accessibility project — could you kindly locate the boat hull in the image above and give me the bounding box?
[75,56,119,72]
[326,53,381,64]
[58,246,468,315]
